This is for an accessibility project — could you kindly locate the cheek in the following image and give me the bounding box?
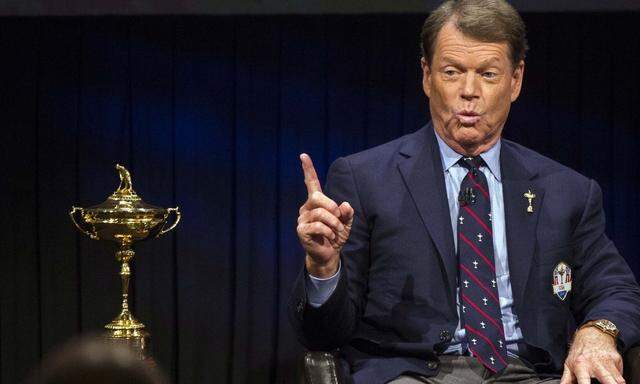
[430,84,457,111]
[484,87,513,119]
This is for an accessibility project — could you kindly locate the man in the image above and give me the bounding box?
[290,1,640,383]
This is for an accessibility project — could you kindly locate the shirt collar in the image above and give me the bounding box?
[434,127,502,181]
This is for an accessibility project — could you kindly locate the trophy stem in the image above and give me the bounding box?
[105,236,146,336]
[119,246,133,313]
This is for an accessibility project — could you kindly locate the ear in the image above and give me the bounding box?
[510,60,525,102]
[421,57,432,98]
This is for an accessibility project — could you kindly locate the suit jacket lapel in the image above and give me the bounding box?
[397,125,457,312]
[500,142,545,308]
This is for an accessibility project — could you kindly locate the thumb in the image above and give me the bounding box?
[338,202,354,225]
[560,365,574,384]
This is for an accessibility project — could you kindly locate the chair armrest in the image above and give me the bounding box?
[302,351,341,384]
[301,346,640,383]
[624,345,640,383]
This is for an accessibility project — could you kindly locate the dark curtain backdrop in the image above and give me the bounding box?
[1,13,639,384]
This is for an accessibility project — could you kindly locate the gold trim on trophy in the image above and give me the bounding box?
[70,164,180,359]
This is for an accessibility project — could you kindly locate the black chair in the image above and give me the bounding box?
[300,347,640,384]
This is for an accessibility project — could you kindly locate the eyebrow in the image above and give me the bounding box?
[439,56,502,69]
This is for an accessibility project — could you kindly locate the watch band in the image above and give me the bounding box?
[580,319,619,339]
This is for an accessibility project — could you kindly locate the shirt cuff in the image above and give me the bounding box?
[305,261,341,308]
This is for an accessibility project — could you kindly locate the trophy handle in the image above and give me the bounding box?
[69,206,100,240]
[158,207,181,237]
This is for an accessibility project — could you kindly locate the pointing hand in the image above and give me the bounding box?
[296,154,354,278]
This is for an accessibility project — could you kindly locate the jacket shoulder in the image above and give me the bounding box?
[335,129,423,170]
[502,138,591,185]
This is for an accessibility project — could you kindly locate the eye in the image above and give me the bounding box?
[443,69,459,78]
[482,71,497,79]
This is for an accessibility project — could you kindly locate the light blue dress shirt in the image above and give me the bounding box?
[306,129,524,356]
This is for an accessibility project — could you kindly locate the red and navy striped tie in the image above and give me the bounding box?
[457,156,508,374]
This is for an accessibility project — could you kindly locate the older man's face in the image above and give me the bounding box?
[422,21,524,155]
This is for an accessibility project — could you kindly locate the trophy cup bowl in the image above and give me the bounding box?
[69,164,180,359]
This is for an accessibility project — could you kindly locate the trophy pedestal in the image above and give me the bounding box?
[104,332,150,360]
[104,310,150,360]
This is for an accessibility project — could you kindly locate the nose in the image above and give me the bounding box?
[461,72,479,101]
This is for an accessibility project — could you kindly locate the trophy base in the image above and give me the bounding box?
[103,329,150,360]
[104,311,150,360]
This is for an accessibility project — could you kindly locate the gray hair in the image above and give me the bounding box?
[420,0,528,67]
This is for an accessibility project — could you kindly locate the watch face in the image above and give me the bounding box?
[596,320,618,335]
[600,320,616,330]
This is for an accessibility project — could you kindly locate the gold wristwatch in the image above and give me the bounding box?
[580,319,619,339]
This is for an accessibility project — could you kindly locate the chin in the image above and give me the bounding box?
[453,126,484,145]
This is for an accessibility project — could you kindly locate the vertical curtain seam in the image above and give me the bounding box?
[270,15,284,384]
[228,14,239,384]
[75,17,85,335]
[35,16,43,361]
[170,15,180,384]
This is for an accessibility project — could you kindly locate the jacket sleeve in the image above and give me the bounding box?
[288,156,370,350]
[570,179,640,352]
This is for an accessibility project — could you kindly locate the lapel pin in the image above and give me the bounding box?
[523,189,536,213]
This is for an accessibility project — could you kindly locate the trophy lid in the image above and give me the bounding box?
[85,164,164,214]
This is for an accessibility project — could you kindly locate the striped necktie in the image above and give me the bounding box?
[457,156,508,374]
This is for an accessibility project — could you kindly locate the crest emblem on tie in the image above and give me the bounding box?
[552,262,572,301]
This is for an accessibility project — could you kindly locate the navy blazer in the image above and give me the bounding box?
[289,124,640,384]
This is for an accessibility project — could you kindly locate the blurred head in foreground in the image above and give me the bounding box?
[27,336,168,384]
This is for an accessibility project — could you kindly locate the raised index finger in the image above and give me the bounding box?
[300,153,322,196]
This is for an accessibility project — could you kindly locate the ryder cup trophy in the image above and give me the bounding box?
[69,164,180,358]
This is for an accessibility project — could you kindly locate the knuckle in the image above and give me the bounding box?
[313,207,327,218]
[327,212,340,226]
[312,208,328,223]
[574,356,588,365]
[315,208,339,225]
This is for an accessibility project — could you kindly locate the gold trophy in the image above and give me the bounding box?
[69,164,180,358]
